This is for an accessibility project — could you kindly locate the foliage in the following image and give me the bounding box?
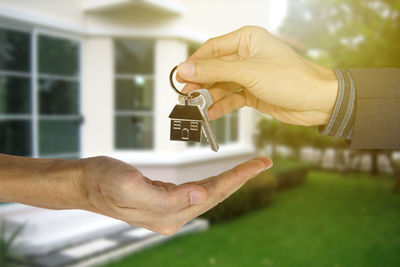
[277,123,311,158]
[201,170,277,223]
[256,117,346,159]
[280,0,400,68]
[0,223,25,267]
[272,158,310,190]
[279,0,400,175]
[255,117,280,149]
[106,171,400,267]
[201,158,310,224]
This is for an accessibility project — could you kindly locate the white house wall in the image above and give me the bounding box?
[0,0,84,33]
[176,0,271,38]
[82,37,114,156]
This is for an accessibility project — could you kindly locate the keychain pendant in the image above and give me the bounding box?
[168,66,219,151]
[169,104,203,142]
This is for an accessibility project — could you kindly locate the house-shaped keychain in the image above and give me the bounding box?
[169,104,203,142]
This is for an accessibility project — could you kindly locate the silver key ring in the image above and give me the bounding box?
[179,89,213,118]
[170,66,189,98]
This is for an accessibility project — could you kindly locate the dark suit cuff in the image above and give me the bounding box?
[320,69,356,140]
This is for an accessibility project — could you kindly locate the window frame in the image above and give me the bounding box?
[113,39,155,151]
[0,22,83,158]
[211,110,240,145]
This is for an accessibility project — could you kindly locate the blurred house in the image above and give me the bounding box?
[0,0,271,259]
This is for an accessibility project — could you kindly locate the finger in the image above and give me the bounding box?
[138,181,208,213]
[219,54,241,61]
[208,91,246,121]
[208,82,242,103]
[181,81,218,94]
[177,47,241,84]
[181,83,202,94]
[176,73,187,83]
[109,205,180,235]
[178,59,250,86]
[116,172,208,213]
[150,180,176,190]
[188,28,243,60]
[206,157,273,198]
[170,157,273,223]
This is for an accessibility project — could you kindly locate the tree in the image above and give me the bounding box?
[281,0,400,68]
[256,117,280,157]
[280,0,400,174]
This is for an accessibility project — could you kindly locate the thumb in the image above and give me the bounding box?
[178,59,249,86]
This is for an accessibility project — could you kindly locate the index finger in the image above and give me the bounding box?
[176,46,241,83]
[189,28,243,60]
[175,29,242,83]
[172,157,273,221]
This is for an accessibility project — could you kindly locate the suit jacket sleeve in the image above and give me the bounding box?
[348,68,400,149]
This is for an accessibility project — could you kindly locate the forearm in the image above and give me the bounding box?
[0,154,86,210]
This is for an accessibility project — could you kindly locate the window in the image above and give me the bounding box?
[0,28,31,156]
[190,121,198,131]
[203,110,239,145]
[0,27,81,158]
[173,120,181,130]
[114,39,154,149]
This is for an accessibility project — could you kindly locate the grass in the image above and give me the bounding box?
[106,171,400,267]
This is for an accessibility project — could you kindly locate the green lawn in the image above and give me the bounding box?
[107,171,400,267]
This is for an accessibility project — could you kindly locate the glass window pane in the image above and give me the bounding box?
[115,77,153,111]
[115,40,154,74]
[0,28,30,72]
[0,120,31,156]
[200,118,226,146]
[0,76,31,114]
[230,111,239,142]
[39,79,79,115]
[39,120,79,156]
[38,35,79,76]
[115,115,153,149]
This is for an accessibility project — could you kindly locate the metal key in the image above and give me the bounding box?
[180,89,219,152]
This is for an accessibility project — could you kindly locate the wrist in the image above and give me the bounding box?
[314,67,339,125]
[69,158,98,212]
[32,158,88,210]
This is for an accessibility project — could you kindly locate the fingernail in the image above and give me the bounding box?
[254,157,273,175]
[178,61,194,78]
[257,157,274,170]
[190,191,204,205]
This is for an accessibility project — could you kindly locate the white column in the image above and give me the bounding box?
[239,107,256,147]
[81,37,114,157]
[154,38,188,152]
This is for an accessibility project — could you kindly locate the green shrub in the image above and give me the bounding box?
[201,170,277,224]
[0,222,25,267]
[201,158,309,224]
[272,158,310,190]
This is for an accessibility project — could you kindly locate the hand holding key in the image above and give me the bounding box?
[177,26,339,126]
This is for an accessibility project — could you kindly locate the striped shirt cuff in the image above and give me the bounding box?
[320,69,355,140]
